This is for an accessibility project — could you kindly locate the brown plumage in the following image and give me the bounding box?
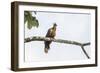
[44,23,57,53]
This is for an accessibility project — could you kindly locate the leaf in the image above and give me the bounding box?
[36,20,39,27]
[24,15,27,24]
[24,11,39,29]
[31,17,39,27]
[32,17,36,20]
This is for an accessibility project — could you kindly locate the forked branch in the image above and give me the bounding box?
[24,36,90,59]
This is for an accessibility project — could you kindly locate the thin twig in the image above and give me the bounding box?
[81,46,90,59]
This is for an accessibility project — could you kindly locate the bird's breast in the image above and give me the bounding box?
[49,29,56,37]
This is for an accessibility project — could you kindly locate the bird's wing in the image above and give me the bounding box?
[46,28,52,37]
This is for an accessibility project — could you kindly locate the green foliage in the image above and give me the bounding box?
[24,11,39,29]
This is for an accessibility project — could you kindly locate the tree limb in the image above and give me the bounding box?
[81,46,90,59]
[24,36,90,59]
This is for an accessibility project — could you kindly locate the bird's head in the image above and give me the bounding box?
[53,23,57,27]
[52,23,57,30]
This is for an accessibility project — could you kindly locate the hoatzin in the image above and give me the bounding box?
[44,23,57,53]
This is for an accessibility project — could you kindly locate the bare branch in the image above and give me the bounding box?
[82,43,90,46]
[81,46,90,59]
[25,36,90,46]
[24,36,90,59]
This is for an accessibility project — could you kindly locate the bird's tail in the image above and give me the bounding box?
[44,41,51,53]
[44,48,48,53]
[44,44,50,53]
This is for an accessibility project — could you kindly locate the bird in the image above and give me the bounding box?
[44,23,57,53]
